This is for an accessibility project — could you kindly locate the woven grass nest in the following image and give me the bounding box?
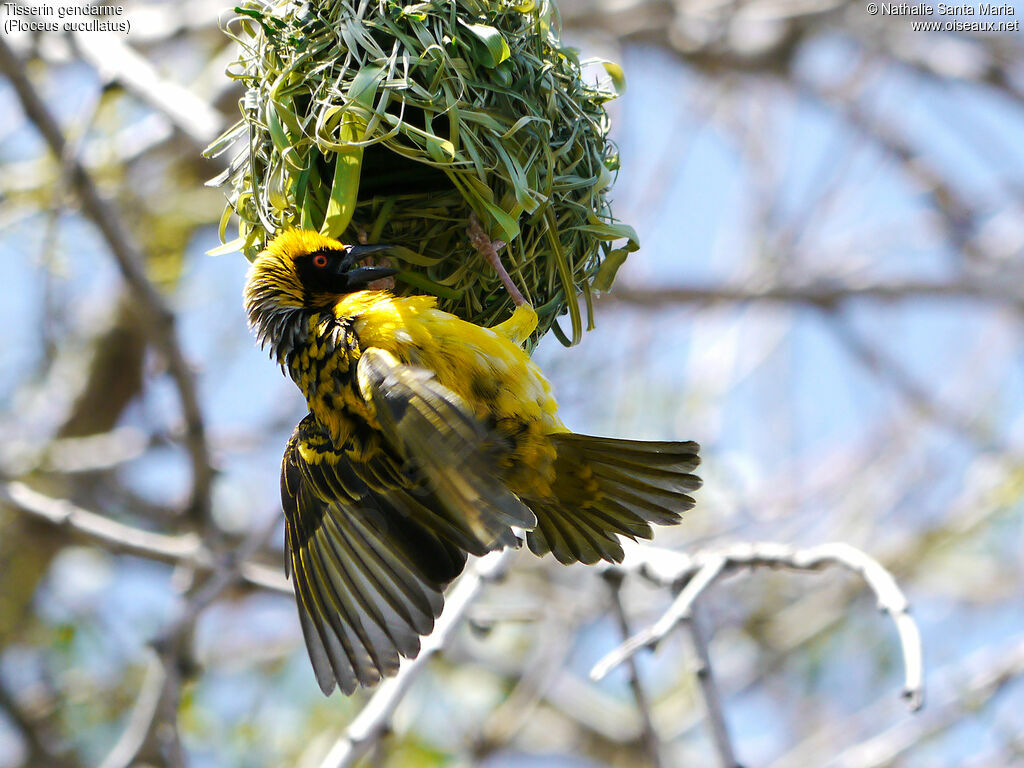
[207,0,638,345]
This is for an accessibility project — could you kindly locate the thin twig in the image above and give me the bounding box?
[317,550,513,768]
[467,212,526,307]
[603,570,665,768]
[4,467,289,759]
[793,74,983,261]
[38,428,151,474]
[686,604,742,768]
[99,519,279,768]
[771,635,1024,768]
[591,542,924,712]
[97,654,171,768]
[591,555,726,681]
[604,279,1024,312]
[0,680,81,768]
[476,609,577,753]
[1,481,290,595]
[0,37,215,524]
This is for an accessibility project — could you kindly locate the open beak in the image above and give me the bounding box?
[341,244,398,288]
[346,265,398,287]
[346,244,393,260]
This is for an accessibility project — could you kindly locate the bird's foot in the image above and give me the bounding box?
[467,212,527,307]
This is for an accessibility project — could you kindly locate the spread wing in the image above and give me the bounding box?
[356,347,537,546]
[282,349,541,695]
[281,416,468,695]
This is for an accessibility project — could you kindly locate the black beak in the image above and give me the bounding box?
[337,244,397,288]
[346,265,399,287]
[346,243,393,260]
[336,243,393,271]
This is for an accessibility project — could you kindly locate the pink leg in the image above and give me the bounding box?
[467,213,526,307]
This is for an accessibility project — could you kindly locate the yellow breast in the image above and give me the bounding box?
[335,291,565,496]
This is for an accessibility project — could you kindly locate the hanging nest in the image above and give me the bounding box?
[207,0,638,345]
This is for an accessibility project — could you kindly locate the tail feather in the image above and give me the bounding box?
[556,434,700,473]
[524,433,700,565]
[527,499,626,565]
[584,453,701,491]
[578,499,653,539]
[589,466,697,513]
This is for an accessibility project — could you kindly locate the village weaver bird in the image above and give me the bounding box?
[245,228,701,695]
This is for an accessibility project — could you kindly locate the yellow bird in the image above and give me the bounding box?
[245,229,700,695]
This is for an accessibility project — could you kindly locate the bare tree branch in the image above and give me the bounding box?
[0,679,81,768]
[475,609,578,754]
[0,481,290,595]
[591,553,726,681]
[69,30,224,149]
[603,569,665,768]
[829,638,1024,768]
[825,314,1011,455]
[602,279,1024,312]
[792,75,987,263]
[591,542,924,712]
[97,654,174,768]
[771,635,1024,768]
[687,604,743,768]
[99,519,278,768]
[0,37,215,523]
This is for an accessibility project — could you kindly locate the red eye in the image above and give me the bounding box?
[312,253,329,268]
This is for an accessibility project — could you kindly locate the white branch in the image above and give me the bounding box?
[590,542,924,712]
[98,654,169,768]
[1,481,291,595]
[70,31,223,148]
[98,519,279,768]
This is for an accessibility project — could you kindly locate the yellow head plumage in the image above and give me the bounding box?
[244,230,395,358]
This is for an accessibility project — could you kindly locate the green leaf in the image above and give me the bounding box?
[398,3,433,20]
[270,96,303,140]
[459,22,511,68]
[575,222,639,246]
[500,115,547,140]
[266,103,289,153]
[601,60,627,95]
[300,164,325,231]
[233,7,276,36]
[425,135,456,162]
[481,201,520,243]
[207,236,246,257]
[217,204,233,243]
[458,109,504,133]
[321,131,363,238]
[591,248,630,291]
[204,167,230,188]
[348,65,384,110]
[395,271,461,299]
[386,245,445,267]
[204,121,245,160]
[588,224,639,291]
